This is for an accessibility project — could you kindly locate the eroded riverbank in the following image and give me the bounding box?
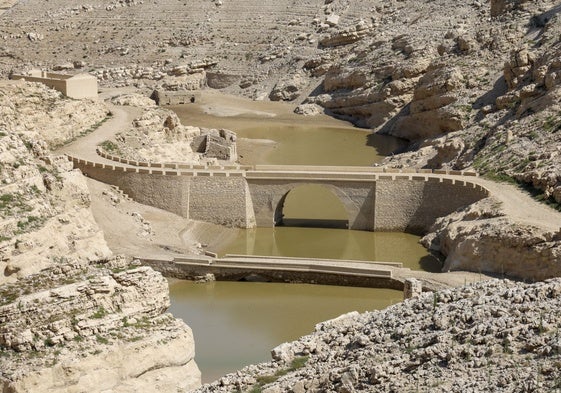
[168,90,405,166]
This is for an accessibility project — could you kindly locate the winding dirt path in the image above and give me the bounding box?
[63,89,561,291]
[476,178,561,232]
[56,104,141,162]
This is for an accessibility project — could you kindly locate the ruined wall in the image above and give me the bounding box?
[11,73,98,99]
[66,77,98,99]
[12,75,68,95]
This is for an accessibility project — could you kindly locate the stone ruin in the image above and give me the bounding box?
[190,128,237,162]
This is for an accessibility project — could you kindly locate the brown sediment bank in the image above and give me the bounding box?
[168,90,406,166]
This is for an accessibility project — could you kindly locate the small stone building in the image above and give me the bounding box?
[191,129,237,161]
[11,70,98,99]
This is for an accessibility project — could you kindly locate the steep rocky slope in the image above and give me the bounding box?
[0,82,201,391]
[1,0,558,206]
[197,278,561,392]
[1,1,561,390]
[0,81,111,283]
[0,261,200,393]
[421,197,561,281]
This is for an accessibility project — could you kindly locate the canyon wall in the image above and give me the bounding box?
[0,82,201,392]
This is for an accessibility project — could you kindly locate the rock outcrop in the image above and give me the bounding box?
[421,198,561,281]
[389,64,465,140]
[0,84,201,392]
[0,81,109,148]
[196,278,561,392]
[106,94,238,164]
[0,82,112,283]
[0,260,200,393]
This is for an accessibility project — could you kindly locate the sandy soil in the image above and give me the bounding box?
[87,177,240,259]
[173,89,357,128]
[0,0,17,15]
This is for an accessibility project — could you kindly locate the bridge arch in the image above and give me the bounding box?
[274,184,355,228]
[271,183,362,228]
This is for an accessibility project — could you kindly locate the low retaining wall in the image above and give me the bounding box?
[138,256,405,290]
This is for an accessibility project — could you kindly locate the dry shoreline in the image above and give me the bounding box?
[84,87,492,291]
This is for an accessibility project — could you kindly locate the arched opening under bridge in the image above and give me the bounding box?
[274,184,350,229]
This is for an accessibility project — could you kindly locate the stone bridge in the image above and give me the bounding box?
[67,151,489,234]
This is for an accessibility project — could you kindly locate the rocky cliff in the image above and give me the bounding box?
[197,278,561,392]
[1,0,561,390]
[0,81,112,283]
[0,261,200,393]
[421,197,561,281]
[0,82,201,392]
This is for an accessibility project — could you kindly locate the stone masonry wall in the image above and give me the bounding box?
[374,178,489,233]
[189,176,256,228]
[246,179,375,229]
[71,158,488,233]
[72,162,191,218]
[72,159,255,227]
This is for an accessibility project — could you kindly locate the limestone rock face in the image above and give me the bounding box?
[294,103,323,116]
[0,81,109,148]
[206,72,241,89]
[421,198,561,281]
[0,85,201,392]
[490,0,531,17]
[319,23,370,48]
[390,65,464,140]
[269,73,307,102]
[323,66,368,92]
[111,93,157,107]
[0,83,112,283]
[0,262,201,393]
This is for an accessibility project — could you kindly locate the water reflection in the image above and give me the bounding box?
[219,227,441,272]
[168,280,403,383]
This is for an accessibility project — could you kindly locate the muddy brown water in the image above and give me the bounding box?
[168,94,437,383]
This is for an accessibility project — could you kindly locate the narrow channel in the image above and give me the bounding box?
[168,93,436,383]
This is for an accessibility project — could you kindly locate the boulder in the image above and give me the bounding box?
[269,73,307,101]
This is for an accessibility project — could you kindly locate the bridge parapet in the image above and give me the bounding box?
[67,152,490,232]
[96,148,480,177]
[253,164,479,177]
[96,147,251,171]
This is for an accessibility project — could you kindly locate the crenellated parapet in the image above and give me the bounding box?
[67,153,490,233]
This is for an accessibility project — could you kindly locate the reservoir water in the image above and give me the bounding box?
[168,281,403,383]
[168,92,437,382]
